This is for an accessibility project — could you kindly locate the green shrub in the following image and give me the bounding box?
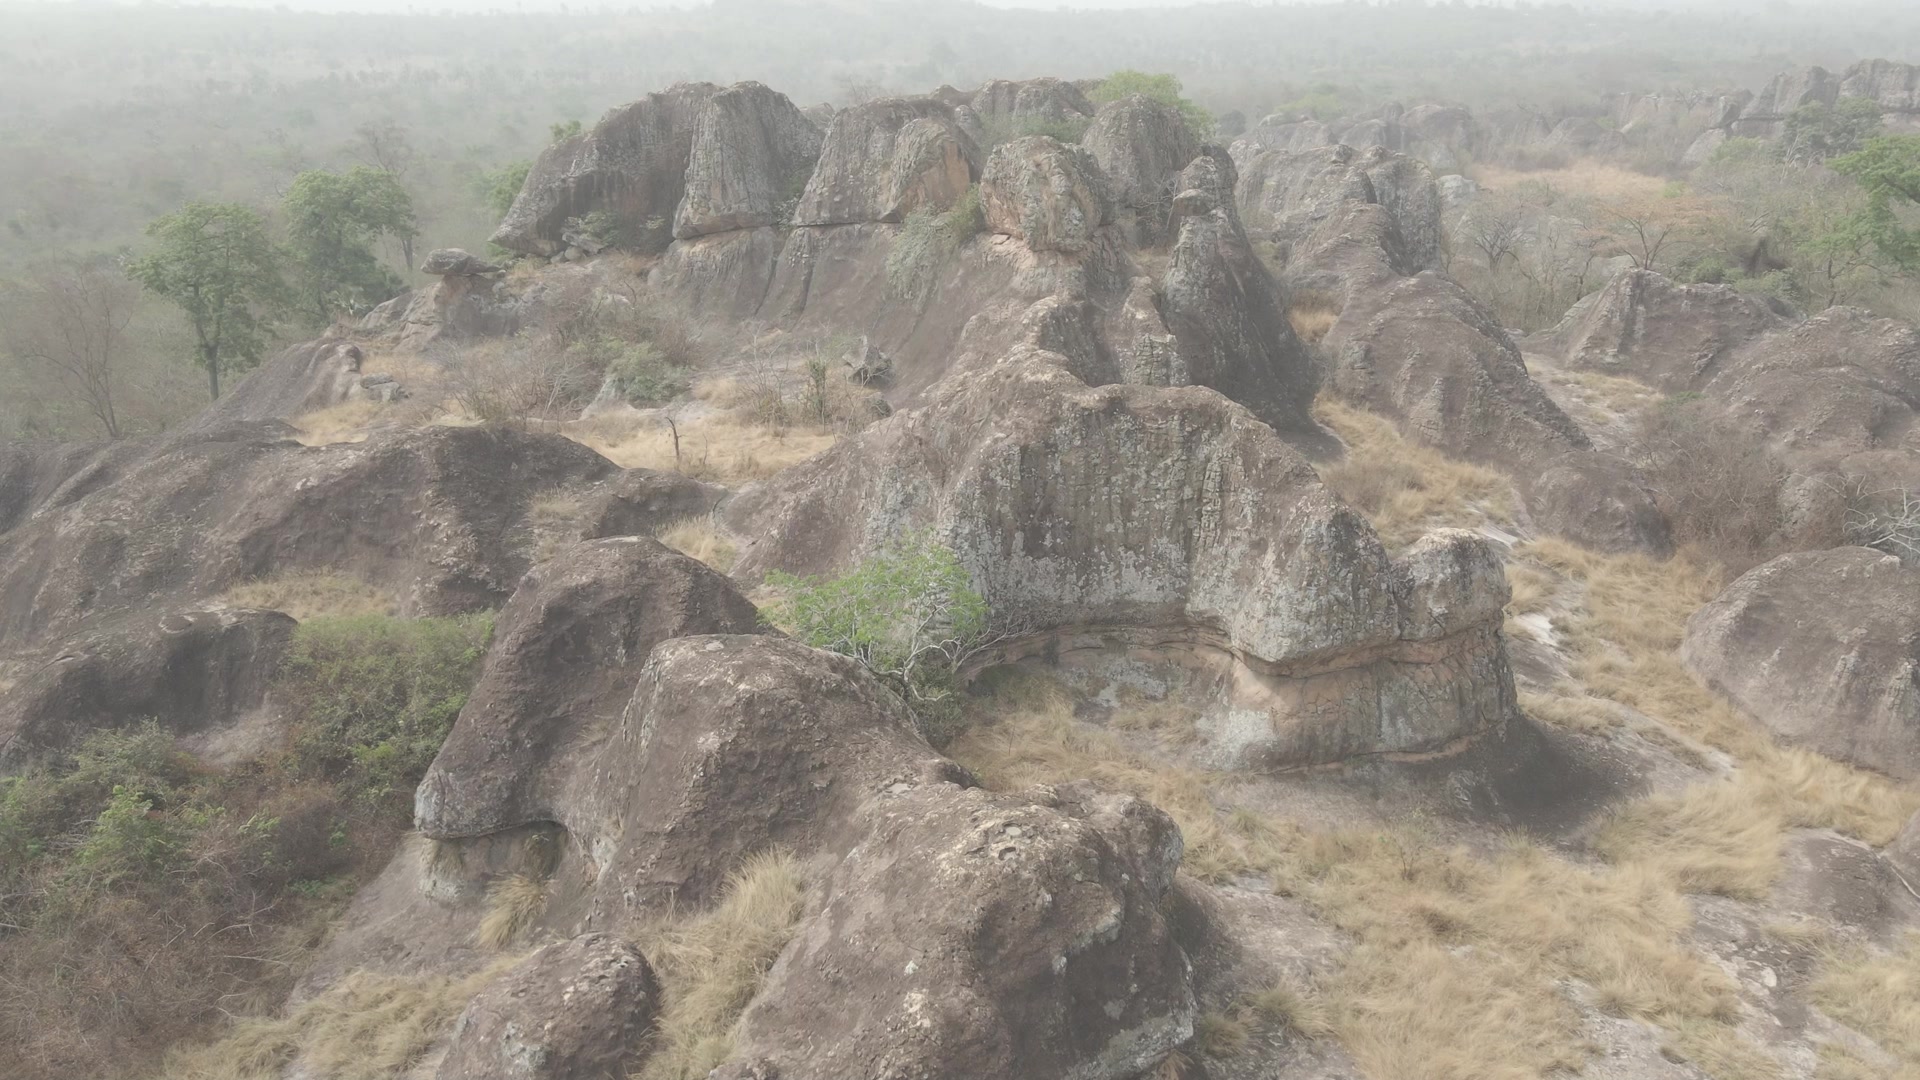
[603,338,690,406]
[885,186,985,302]
[1090,70,1216,139]
[767,532,990,741]
[278,613,493,804]
[978,112,1091,148]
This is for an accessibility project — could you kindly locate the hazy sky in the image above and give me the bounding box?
[6,0,1790,10]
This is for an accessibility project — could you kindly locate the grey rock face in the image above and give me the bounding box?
[1235,144,1443,286]
[1530,268,1793,393]
[979,136,1113,254]
[1525,452,1673,557]
[414,536,763,841]
[727,348,1518,766]
[968,76,1095,130]
[1080,94,1201,238]
[491,83,717,256]
[1682,547,1920,779]
[673,81,823,239]
[1160,150,1323,441]
[422,248,504,277]
[791,98,981,226]
[436,934,658,1080]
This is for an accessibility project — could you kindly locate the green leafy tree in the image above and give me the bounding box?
[1090,70,1216,139]
[767,532,993,740]
[1776,97,1883,165]
[477,159,533,218]
[128,201,287,400]
[1832,135,1920,271]
[282,166,417,326]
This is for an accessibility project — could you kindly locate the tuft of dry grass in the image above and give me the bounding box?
[477,874,548,950]
[1287,292,1342,345]
[634,850,805,1080]
[1243,979,1334,1039]
[654,515,738,573]
[289,401,385,446]
[1195,1011,1254,1057]
[1519,686,1623,734]
[159,962,511,1080]
[1595,778,1786,900]
[1311,398,1516,550]
[1812,932,1920,1071]
[219,571,399,622]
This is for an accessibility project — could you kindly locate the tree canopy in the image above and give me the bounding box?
[1090,70,1216,139]
[1832,135,1920,271]
[127,202,286,400]
[282,166,417,327]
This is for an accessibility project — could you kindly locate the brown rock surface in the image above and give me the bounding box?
[792,97,981,226]
[435,934,658,1080]
[1080,94,1201,239]
[1529,268,1793,393]
[673,81,823,239]
[414,536,763,840]
[979,135,1113,254]
[1682,547,1920,779]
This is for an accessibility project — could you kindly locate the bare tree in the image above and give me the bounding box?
[0,265,138,439]
[1462,197,1532,271]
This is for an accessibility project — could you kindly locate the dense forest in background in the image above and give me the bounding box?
[5,0,1920,437]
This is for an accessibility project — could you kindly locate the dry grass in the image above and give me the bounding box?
[526,488,591,563]
[633,850,805,1080]
[477,874,548,950]
[948,669,1768,1080]
[1473,161,1671,204]
[1286,292,1342,345]
[1311,398,1515,550]
[1812,933,1920,1071]
[1562,369,1662,415]
[1504,561,1556,617]
[289,400,385,446]
[159,961,512,1080]
[1519,686,1625,734]
[654,515,738,573]
[573,414,837,487]
[220,571,398,622]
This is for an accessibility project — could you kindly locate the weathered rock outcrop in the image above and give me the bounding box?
[1235,144,1443,287]
[190,339,376,432]
[719,781,1193,1080]
[1080,95,1201,239]
[0,439,143,536]
[967,76,1094,131]
[436,934,658,1080]
[1158,151,1322,441]
[979,136,1113,255]
[1524,452,1673,557]
[673,81,823,239]
[1529,268,1793,392]
[415,536,764,840]
[0,606,294,763]
[727,349,1517,767]
[492,83,718,256]
[0,423,617,649]
[792,97,981,226]
[1324,272,1591,471]
[1682,547,1920,779]
[1891,810,1920,887]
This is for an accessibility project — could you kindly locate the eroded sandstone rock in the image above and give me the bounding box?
[792,98,981,226]
[1080,94,1201,240]
[1682,547,1920,779]
[979,135,1113,254]
[1530,268,1793,393]
[415,537,763,840]
[674,81,823,239]
[436,934,658,1080]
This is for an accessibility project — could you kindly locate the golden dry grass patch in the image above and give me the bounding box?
[289,400,384,446]
[654,515,738,573]
[633,850,806,1080]
[573,413,837,486]
[1312,398,1517,550]
[477,874,548,950]
[219,571,399,622]
[1473,161,1672,205]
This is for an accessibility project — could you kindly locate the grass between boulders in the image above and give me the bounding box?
[220,569,400,622]
[1311,397,1516,550]
[0,612,493,1080]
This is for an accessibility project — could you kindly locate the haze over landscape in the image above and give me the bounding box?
[4,2,1920,1080]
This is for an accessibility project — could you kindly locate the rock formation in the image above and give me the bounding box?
[791,97,980,226]
[436,934,659,1080]
[1080,94,1201,241]
[979,136,1113,254]
[1682,547,1920,779]
[1530,268,1794,392]
[673,81,823,238]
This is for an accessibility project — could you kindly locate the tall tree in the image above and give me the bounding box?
[128,203,286,401]
[1832,135,1920,271]
[350,119,420,269]
[0,265,138,439]
[282,167,417,327]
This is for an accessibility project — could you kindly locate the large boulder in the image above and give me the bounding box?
[967,77,1094,132]
[189,338,376,432]
[1159,150,1323,441]
[414,536,764,840]
[717,781,1193,1080]
[436,934,658,1080]
[1235,144,1443,287]
[1529,268,1793,393]
[1524,452,1673,557]
[979,136,1113,255]
[673,81,823,239]
[791,98,981,226]
[1079,94,1201,240]
[0,423,618,650]
[0,606,295,763]
[1324,271,1591,472]
[726,349,1518,767]
[491,83,717,256]
[1682,547,1920,779]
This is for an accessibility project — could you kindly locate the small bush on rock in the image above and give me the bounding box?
[885,186,985,302]
[767,532,991,740]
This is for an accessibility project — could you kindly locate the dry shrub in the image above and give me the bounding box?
[220,570,398,622]
[159,962,512,1080]
[1312,398,1517,549]
[1286,291,1342,344]
[478,874,548,949]
[1504,561,1555,616]
[1632,398,1803,570]
[634,851,805,1080]
[655,515,738,573]
[441,338,599,427]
